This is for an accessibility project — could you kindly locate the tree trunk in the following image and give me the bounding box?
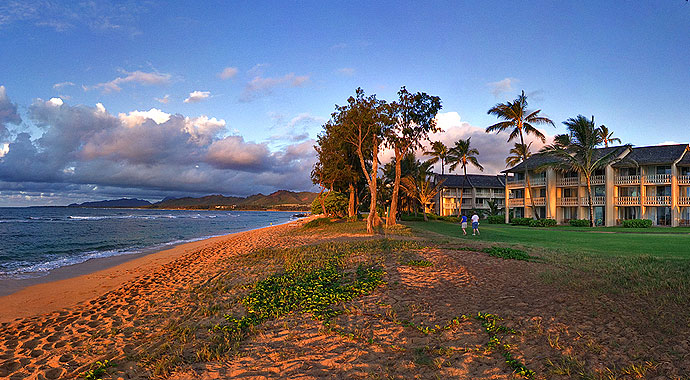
[458,165,468,217]
[348,182,356,219]
[317,186,326,216]
[366,137,382,233]
[586,175,595,227]
[423,208,428,221]
[388,147,402,227]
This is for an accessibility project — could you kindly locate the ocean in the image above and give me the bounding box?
[0,207,297,281]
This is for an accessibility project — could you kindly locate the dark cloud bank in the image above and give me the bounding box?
[0,92,316,206]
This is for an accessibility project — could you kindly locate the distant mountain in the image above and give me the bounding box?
[149,190,318,211]
[68,198,152,208]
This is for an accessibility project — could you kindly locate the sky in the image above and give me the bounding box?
[1,1,689,206]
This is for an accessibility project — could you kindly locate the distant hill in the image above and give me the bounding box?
[68,198,152,208]
[148,190,318,211]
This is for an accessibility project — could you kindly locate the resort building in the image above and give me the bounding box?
[503,144,690,226]
[433,174,506,216]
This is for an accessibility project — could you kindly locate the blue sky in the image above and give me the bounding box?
[1,1,689,206]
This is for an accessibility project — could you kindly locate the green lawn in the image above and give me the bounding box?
[406,220,690,258]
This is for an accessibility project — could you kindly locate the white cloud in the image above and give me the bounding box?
[155,95,170,104]
[488,77,518,98]
[118,108,171,127]
[183,116,226,145]
[219,66,239,80]
[96,103,106,113]
[91,70,172,93]
[48,97,64,106]
[184,90,211,103]
[241,73,309,102]
[53,81,75,89]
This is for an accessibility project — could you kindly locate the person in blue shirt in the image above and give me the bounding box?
[460,214,468,235]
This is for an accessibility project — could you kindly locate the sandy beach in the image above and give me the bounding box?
[0,219,687,379]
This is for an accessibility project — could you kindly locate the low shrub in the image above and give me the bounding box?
[310,191,348,217]
[483,246,531,261]
[486,215,505,224]
[303,217,334,229]
[402,259,433,267]
[569,219,590,227]
[528,218,557,227]
[622,219,653,228]
[510,217,532,226]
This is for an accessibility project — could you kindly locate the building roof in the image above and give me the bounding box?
[612,144,688,168]
[501,152,560,174]
[435,174,505,189]
[675,148,690,166]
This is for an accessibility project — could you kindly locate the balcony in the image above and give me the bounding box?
[531,197,546,206]
[643,196,671,206]
[557,177,579,186]
[581,196,605,206]
[678,175,690,185]
[507,198,524,207]
[507,180,524,189]
[645,174,671,184]
[590,175,606,185]
[615,196,640,206]
[529,177,546,186]
[557,197,579,206]
[679,197,690,206]
[615,175,640,185]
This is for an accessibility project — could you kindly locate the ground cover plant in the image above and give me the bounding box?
[483,246,532,261]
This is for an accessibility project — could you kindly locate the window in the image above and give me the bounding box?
[538,188,546,198]
[593,168,605,176]
[656,186,671,196]
[656,166,671,175]
[594,186,605,197]
[681,167,690,176]
[512,189,524,198]
[564,171,578,178]
[619,167,639,176]
[562,188,576,197]
[619,187,640,197]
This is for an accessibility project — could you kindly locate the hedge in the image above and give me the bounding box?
[528,218,557,227]
[487,215,506,224]
[621,219,653,228]
[569,219,590,227]
[510,217,532,226]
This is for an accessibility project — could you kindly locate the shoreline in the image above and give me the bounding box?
[0,218,308,323]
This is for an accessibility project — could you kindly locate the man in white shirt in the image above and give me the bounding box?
[471,213,480,236]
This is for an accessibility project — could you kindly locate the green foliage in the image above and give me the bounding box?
[81,360,113,380]
[483,246,532,261]
[475,313,534,378]
[528,218,557,227]
[310,191,348,217]
[487,215,505,224]
[303,217,334,229]
[402,259,433,267]
[622,219,653,228]
[569,219,590,227]
[511,217,532,226]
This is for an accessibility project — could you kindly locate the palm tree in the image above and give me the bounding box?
[486,90,554,219]
[540,115,624,227]
[597,125,621,147]
[447,137,483,216]
[400,162,445,221]
[423,141,449,175]
[505,142,532,168]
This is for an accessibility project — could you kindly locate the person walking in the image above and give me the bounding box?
[460,214,467,235]
[471,212,480,236]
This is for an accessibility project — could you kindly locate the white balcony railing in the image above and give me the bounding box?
[679,197,690,206]
[678,176,690,185]
[615,196,640,206]
[507,180,524,188]
[557,197,579,206]
[590,175,606,185]
[643,195,671,206]
[507,198,524,207]
[615,175,640,185]
[645,174,671,184]
[531,197,546,206]
[530,177,546,186]
[579,196,605,206]
[557,177,579,186]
